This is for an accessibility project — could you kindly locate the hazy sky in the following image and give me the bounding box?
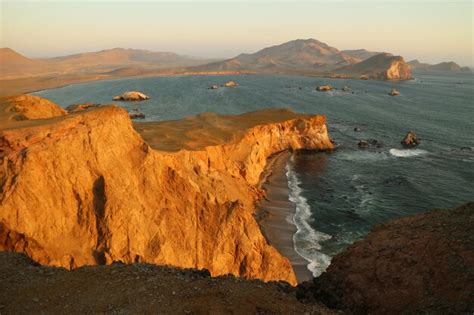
[1,0,473,65]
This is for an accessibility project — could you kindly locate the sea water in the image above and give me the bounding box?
[34,71,474,277]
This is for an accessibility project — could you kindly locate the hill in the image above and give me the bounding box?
[191,39,411,79]
[192,39,360,73]
[333,53,411,80]
[0,47,215,76]
[408,59,471,72]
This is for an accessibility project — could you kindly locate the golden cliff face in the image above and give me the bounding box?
[0,96,333,286]
[385,58,411,80]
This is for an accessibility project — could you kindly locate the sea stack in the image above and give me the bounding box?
[401,131,420,147]
[316,85,333,92]
[113,91,150,101]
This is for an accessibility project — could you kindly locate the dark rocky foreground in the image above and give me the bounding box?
[297,202,474,314]
[1,203,472,314]
[0,252,335,315]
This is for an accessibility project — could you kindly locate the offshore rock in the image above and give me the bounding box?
[112,91,150,101]
[401,131,420,147]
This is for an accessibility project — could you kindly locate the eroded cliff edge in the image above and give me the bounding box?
[0,95,333,286]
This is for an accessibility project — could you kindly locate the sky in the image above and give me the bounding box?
[1,0,473,66]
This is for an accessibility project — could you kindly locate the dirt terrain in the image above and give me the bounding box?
[0,252,336,314]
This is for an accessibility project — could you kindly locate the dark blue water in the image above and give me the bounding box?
[34,72,474,276]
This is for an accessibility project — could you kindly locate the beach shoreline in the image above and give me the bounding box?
[257,151,313,283]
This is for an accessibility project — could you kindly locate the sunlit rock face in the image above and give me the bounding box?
[0,96,333,286]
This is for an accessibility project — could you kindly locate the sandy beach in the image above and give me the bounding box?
[258,151,313,283]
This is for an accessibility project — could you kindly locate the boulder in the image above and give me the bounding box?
[389,88,400,96]
[358,140,369,149]
[401,131,420,147]
[316,85,333,92]
[113,91,150,101]
[358,139,382,149]
[341,86,351,92]
[353,127,361,132]
[128,110,146,119]
[209,85,219,90]
[223,81,238,88]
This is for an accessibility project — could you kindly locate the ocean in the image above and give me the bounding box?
[34,72,474,277]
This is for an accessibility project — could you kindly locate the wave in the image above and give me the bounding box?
[285,155,332,277]
[389,148,428,158]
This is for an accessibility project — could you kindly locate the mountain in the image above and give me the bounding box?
[191,39,411,79]
[333,53,412,80]
[49,48,206,68]
[408,60,471,72]
[192,39,360,73]
[341,49,381,62]
[0,48,46,74]
[0,47,216,76]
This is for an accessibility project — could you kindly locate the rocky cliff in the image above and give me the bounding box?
[0,96,334,286]
[297,202,474,313]
[333,53,412,80]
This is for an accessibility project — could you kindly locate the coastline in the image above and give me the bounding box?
[257,151,313,283]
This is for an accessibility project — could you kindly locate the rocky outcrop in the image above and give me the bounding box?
[3,95,66,120]
[297,202,474,313]
[388,88,400,96]
[0,96,333,286]
[316,85,333,92]
[334,53,412,80]
[401,131,420,147]
[113,91,150,101]
[223,81,238,87]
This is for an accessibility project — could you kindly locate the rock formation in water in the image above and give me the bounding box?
[389,88,400,96]
[0,95,334,286]
[223,81,238,87]
[401,131,420,147]
[297,202,474,313]
[316,85,333,92]
[113,91,150,101]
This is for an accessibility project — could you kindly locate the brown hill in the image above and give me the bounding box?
[192,39,359,73]
[0,48,46,74]
[408,59,471,72]
[0,47,215,76]
[340,49,381,62]
[333,53,412,80]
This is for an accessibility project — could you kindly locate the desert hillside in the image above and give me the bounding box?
[190,39,411,80]
[0,47,216,78]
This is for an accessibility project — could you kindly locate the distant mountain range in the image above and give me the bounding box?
[407,60,471,72]
[0,47,215,75]
[190,39,411,80]
[0,39,470,95]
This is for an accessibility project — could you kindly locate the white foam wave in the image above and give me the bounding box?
[389,148,428,158]
[285,155,332,277]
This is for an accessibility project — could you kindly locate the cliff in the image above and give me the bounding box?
[0,95,334,286]
[333,53,412,80]
[297,203,474,313]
